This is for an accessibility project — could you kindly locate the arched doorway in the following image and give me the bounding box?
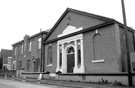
[67,46,75,73]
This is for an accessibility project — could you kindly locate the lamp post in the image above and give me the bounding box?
[121,0,132,86]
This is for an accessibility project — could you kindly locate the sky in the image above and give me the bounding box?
[0,0,135,50]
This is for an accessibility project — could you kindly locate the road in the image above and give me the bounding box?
[0,79,73,88]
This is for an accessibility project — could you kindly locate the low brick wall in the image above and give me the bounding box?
[0,70,16,77]
[58,73,135,86]
[21,72,40,79]
[21,72,50,80]
[20,72,135,86]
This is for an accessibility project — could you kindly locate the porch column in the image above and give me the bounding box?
[56,44,60,72]
[80,39,85,73]
[74,40,78,73]
[62,44,66,73]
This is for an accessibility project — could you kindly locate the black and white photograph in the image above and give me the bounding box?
[0,0,135,88]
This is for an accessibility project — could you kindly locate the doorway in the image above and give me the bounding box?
[67,47,75,73]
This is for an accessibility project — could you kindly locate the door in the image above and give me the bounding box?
[67,47,75,73]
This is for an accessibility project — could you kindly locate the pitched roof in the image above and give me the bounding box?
[12,31,48,46]
[44,20,115,44]
[44,8,114,41]
[28,31,48,40]
[44,19,135,44]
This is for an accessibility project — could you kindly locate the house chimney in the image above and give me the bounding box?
[40,28,42,32]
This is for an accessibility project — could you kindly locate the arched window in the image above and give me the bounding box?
[47,46,52,65]
[59,45,62,67]
[77,40,81,65]
[67,47,74,54]
[93,33,102,60]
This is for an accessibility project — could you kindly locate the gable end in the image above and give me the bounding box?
[44,8,113,42]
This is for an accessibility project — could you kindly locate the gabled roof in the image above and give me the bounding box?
[12,31,48,46]
[28,31,48,40]
[43,19,135,44]
[114,21,135,32]
[44,20,115,44]
[44,8,114,41]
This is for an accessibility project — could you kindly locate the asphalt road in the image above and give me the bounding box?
[0,79,72,88]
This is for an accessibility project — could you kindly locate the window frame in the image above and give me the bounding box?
[21,44,24,54]
[59,45,62,67]
[47,45,53,66]
[29,41,32,52]
[92,33,104,63]
[38,38,41,49]
[14,47,17,55]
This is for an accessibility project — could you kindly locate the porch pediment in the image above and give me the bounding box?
[58,25,83,37]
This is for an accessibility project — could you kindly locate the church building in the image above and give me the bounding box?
[43,8,135,75]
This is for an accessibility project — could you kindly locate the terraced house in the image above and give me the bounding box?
[12,31,48,76]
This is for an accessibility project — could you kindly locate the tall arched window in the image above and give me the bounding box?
[47,46,52,65]
[77,40,81,66]
[59,45,62,67]
[93,33,102,60]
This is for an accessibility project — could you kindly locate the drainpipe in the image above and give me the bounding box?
[42,42,45,72]
[40,34,43,72]
[41,33,45,72]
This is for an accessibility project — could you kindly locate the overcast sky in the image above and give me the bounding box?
[0,0,134,50]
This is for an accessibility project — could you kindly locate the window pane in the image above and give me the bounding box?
[59,53,62,67]
[14,47,17,55]
[67,47,74,53]
[77,40,81,65]
[24,43,26,51]
[78,49,81,65]
[21,44,23,54]
[38,38,41,49]
[29,42,31,51]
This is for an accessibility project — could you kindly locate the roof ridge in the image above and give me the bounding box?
[12,31,48,46]
[67,8,113,22]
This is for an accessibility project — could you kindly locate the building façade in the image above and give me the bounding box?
[43,8,135,73]
[12,31,48,76]
[0,49,12,70]
[14,8,135,86]
[42,8,135,85]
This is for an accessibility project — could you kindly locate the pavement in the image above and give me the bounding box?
[0,79,73,88]
[0,76,134,88]
[0,83,16,88]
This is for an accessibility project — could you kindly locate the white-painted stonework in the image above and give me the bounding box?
[56,25,85,73]
[58,25,83,37]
